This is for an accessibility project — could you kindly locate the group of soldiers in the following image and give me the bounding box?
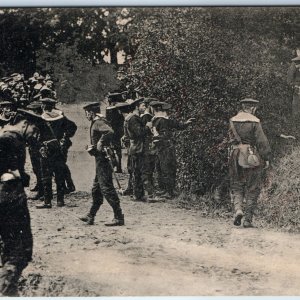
[79,94,195,226]
[2,54,300,296]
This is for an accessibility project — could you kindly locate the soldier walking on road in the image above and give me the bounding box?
[229,98,271,228]
[80,102,124,226]
[0,110,41,296]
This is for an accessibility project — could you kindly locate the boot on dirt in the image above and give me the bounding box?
[57,201,65,207]
[122,188,133,196]
[233,210,244,226]
[105,214,125,227]
[80,214,94,225]
[35,201,52,209]
[243,220,254,228]
[29,192,43,201]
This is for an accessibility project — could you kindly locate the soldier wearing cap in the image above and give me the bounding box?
[80,102,124,226]
[148,100,194,199]
[123,98,148,201]
[40,80,57,100]
[0,109,41,296]
[229,98,271,228]
[0,101,15,128]
[287,55,300,118]
[36,98,77,208]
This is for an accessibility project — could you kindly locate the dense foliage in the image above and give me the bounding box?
[128,7,299,193]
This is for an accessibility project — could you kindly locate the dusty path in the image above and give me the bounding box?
[20,189,300,296]
[18,104,300,296]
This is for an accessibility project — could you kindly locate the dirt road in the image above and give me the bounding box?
[18,104,300,296]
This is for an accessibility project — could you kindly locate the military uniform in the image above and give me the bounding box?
[0,113,40,295]
[106,92,126,173]
[151,116,187,197]
[37,101,77,208]
[287,56,300,118]
[81,102,124,226]
[124,109,146,201]
[229,99,271,227]
[140,111,155,197]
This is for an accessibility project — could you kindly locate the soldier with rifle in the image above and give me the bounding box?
[80,102,124,226]
[0,109,41,296]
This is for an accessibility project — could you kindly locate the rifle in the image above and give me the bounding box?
[103,146,124,194]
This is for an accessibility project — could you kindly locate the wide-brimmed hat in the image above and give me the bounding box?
[149,100,172,110]
[83,102,100,111]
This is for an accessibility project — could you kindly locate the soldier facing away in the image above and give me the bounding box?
[228,98,271,228]
[0,109,41,296]
[80,102,124,226]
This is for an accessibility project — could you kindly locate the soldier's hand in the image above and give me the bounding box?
[185,118,195,125]
[264,161,270,170]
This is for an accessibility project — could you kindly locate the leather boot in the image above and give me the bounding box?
[105,209,124,226]
[79,214,94,225]
[233,209,244,226]
[36,200,52,209]
[57,201,65,207]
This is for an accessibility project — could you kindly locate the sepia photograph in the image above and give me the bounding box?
[0,6,299,296]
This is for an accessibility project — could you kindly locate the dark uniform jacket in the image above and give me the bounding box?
[39,110,77,158]
[140,112,153,153]
[0,131,26,179]
[90,114,114,160]
[152,115,188,143]
[124,112,146,155]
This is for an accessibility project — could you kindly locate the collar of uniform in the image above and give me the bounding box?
[42,110,64,121]
[140,112,152,117]
[231,111,260,123]
[93,113,105,121]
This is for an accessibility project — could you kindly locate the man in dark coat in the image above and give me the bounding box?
[0,110,41,296]
[124,98,147,201]
[80,102,124,226]
[148,101,194,199]
[36,98,77,208]
[228,98,271,228]
[106,92,126,173]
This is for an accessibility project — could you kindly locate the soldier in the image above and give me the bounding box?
[40,80,57,99]
[106,92,126,173]
[124,98,147,201]
[287,55,300,119]
[0,109,41,296]
[140,98,156,198]
[25,101,44,200]
[229,98,271,228]
[80,102,124,226]
[36,98,77,208]
[148,101,194,199]
[0,101,15,128]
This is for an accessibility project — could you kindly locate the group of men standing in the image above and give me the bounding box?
[2,53,300,295]
[79,94,194,226]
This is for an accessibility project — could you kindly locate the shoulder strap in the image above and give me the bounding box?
[229,120,242,143]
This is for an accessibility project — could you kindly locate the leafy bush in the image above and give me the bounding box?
[130,8,296,193]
